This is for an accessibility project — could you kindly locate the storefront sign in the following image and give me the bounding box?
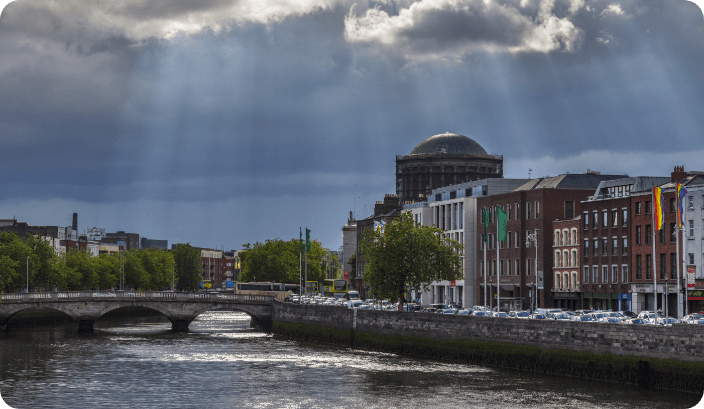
[632,283,653,293]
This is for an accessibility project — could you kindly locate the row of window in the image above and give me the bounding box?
[434,202,464,231]
[554,228,578,246]
[554,249,578,268]
[583,208,628,230]
[634,253,688,280]
[579,265,629,285]
[583,237,628,257]
[480,258,537,276]
[482,230,539,250]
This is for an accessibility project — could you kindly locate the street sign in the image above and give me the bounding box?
[450,280,456,287]
[537,270,544,290]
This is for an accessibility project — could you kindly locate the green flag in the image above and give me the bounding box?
[299,227,303,253]
[306,228,311,252]
[497,206,507,242]
[482,208,489,243]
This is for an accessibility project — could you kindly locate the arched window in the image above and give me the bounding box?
[571,249,577,267]
[554,230,560,246]
[562,229,569,246]
[554,273,561,290]
[563,250,569,267]
[571,271,578,289]
[571,228,577,245]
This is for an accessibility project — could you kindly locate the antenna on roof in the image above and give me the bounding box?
[528,169,532,179]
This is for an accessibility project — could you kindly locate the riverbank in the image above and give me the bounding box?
[5,307,162,329]
[271,302,704,394]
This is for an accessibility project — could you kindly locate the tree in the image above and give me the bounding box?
[239,238,331,286]
[348,253,357,290]
[360,212,463,306]
[172,243,201,291]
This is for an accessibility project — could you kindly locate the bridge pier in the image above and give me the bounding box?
[77,320,95,332]
[171,319,193,332]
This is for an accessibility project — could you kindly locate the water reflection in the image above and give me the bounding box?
[0,311,700,409]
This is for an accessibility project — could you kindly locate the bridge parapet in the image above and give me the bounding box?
[1,291,273,304]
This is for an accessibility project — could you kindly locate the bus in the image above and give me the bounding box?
[234,282,299,302]
[200,280,213,289]
[323,279,348,298]
[305,281,318,296]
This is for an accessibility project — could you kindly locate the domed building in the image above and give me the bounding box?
[395,132,503,204]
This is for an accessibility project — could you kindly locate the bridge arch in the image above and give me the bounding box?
[0,304,80,326]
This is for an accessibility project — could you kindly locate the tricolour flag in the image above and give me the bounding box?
[496,206,507,241]
[306,228,311,252]
[653,187,664,231]
[677,183,688,228]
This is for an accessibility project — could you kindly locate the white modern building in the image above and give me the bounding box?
[404,178,529,308]
[682,183,704,313]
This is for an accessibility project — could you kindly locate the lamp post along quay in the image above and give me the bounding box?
[25,255,29,293]
[527,232,538,312]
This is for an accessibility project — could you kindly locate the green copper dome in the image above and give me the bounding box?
[410,132,487,155]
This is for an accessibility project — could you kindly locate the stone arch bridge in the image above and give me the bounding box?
[0,291,273,332]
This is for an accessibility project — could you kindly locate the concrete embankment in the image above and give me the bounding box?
[271,301,704,394]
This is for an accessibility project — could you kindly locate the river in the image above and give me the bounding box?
[0,311,701,409]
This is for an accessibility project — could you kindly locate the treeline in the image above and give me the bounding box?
[0,232,202,293]
[239,238,341,285]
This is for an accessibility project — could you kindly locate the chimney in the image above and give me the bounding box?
[671,166,687,183]
[72,213,78,231]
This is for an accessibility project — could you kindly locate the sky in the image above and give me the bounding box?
[0,0,703,254]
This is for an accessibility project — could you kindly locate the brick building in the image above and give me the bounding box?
[551,217,581,310]
[476,172,625,311]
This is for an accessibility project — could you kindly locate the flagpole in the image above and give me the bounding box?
[652,189,658,313]
[496,206,500,313]
[299,227,303,297]
[683,194,689,316]
[305,227,308,299]
[484,234,487,311]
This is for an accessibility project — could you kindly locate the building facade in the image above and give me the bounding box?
[682,183,704,313]
[552,217,581,310]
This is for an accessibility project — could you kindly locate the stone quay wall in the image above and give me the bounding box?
[272,302,704,393]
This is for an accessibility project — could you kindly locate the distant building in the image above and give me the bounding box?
[199,248,235,289]
[102,231,139,250]
[84,227,106,241]
[396,132,503,205]
[141,238,168,250]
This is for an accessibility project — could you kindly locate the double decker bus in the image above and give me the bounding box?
[234,282,299,302]
[305,281,318,296]
[323,279,348,298]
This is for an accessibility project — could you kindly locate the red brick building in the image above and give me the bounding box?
[552,217,581,310]
[476,172,625,311]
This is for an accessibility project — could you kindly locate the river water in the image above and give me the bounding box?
[0,311,701,409]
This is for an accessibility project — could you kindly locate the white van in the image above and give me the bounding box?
[347,300,364,309]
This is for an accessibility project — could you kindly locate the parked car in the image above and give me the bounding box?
[492,312,509,318]
[441,308,458,314]
[597,317,624,324]
[347,300,364,309]
[624,318,648,325]
[472,311,492,317]
[551,313,572,321]
[348,291,361,300]
[681,314,704,324]
[571,315,595,322]
[509,311,531,319]
[652,317,680,326]
[457,309,471,315]
[529,314,547,320]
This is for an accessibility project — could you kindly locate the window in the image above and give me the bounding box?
[636,202,642,215]
[507,231,512,248]
[671,253,676,280]
[459,203,464,229]
[636,225,642,245]
[659,227,665,244]
[645,200,652,214]
[584,212,589,230]
[660,254,666,280]
[554,273,561,290]
[689,253,695,265]
[645,225,652,244]
[480,260,485,277]
[602,238,608,255]
[515,231,519,248]
[689,220,694,237]
[593,239,598,256]
[602,211,608,228]
[571,229,577,245]
[584,239,589,256]
[670,223,676,243]
[515,203,519,220]
[612,265,618,283]
[535,201,539,219]
[689,196,694,209]
[527,202,531,219]
[507,259,512,276]
[622,237,627,256]
[500,260,504,276]
[526,231,531,247]
[565,201,574,219]
[593,211,598,229]
[555,251,561,267]
[602,266,608,283]
[612,211,618,228]
[593,266,598,283]
[622,265,628,283]
[526,258,531,276]
[508,204,512,221]
[583,266,589,284]
[646,254,652,280]
[669,197,676,212]
[515,258,520,275]
[554,230,560,246]
[636,255,642,280]
[622,208,628,227]
[612,238,618,256]
[571,250,577,267]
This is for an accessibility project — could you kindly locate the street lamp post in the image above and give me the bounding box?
[526,233,538,312]
[26,255,29,293]
[172,239,178,291]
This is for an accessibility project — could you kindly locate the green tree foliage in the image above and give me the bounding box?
[172,243,201,291]
[239,238,331,285]
[360,212,463,304]
[0,232,178,292]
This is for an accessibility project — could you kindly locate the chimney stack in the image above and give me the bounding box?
[72,213,78,231]
[671,166,687,183]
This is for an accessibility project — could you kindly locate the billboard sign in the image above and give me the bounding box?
[688,265,696,289]
[226,281,234,288]
[344,271,349,281]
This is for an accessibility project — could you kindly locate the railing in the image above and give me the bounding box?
[0,292,273,304]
